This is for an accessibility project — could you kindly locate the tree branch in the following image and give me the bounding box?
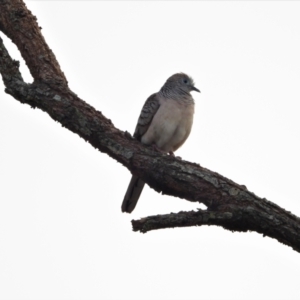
[1,0,300,253]
[132,205,300,253]
[0,0,67,85]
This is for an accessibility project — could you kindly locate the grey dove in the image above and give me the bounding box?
[121,73,200,213]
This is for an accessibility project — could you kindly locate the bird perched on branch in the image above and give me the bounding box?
[121,73,200,213]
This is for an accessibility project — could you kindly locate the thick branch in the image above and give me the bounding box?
[0,0,67,85]
[1,0,300,253]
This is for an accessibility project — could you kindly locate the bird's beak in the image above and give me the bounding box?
[191,86,200,93]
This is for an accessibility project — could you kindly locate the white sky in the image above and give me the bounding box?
[1,1,300,299]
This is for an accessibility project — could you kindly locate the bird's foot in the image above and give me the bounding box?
[168,151,182,160]
[151,144,165,154]
[151,146,181,159]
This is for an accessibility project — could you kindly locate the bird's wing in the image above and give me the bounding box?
[133,93,160,141]
[121,94,160,213]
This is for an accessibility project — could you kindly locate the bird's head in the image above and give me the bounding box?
[162,73,200,96]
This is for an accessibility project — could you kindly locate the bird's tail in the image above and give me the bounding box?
[121,175,145,213]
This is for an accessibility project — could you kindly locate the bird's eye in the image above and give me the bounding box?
[183,79,188,84]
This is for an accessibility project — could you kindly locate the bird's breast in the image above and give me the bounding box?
[141,98,194,152]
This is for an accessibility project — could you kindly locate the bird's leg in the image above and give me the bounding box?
[151,144,165,154]
[169,151,182,160]
[151,146,181,159]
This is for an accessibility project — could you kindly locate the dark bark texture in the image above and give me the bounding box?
[1,0,300,252]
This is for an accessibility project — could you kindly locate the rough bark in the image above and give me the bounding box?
[1,0,300,252]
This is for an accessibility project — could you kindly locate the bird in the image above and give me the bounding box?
[121,73,200,213]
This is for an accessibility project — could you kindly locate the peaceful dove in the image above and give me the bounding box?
[121,73,200,213]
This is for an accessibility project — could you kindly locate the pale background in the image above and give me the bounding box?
[0,1,300,299]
